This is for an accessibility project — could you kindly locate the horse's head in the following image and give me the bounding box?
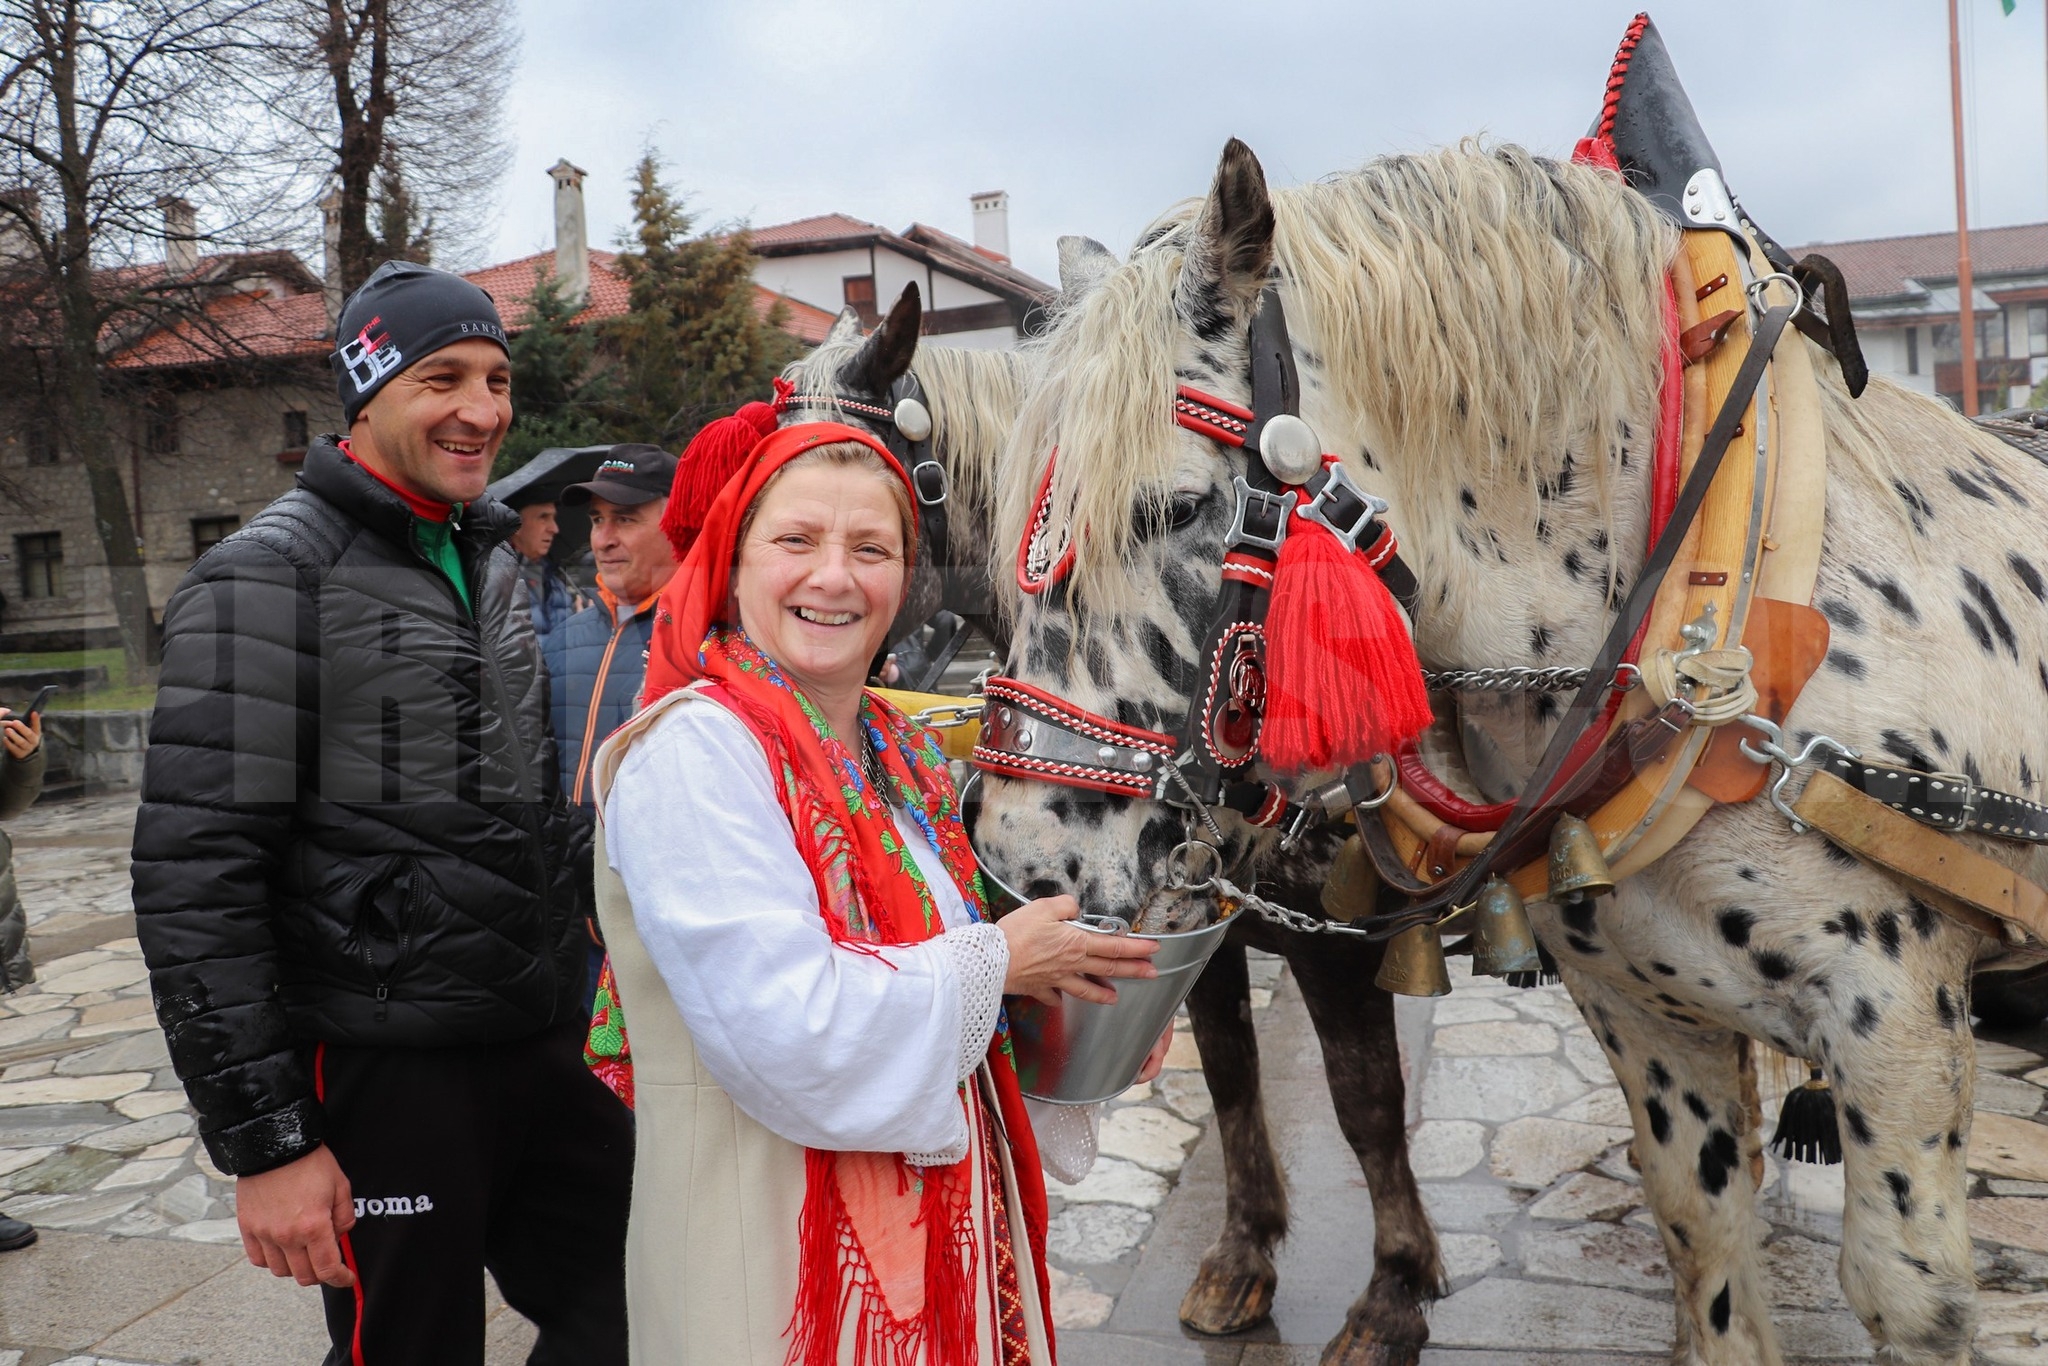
[971,140,1298,930]
[779,284,943,645]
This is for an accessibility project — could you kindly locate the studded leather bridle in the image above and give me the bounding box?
[974,289,1416,844]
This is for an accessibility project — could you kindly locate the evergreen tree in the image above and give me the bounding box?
[368,155,434,268]
[607,153,800,447]
[495,267,616,477]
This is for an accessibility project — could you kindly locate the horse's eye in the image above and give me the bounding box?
[1168,492,1207,530]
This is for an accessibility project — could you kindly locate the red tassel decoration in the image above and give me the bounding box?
[1262,514,1433,773]
[661,399,780,560]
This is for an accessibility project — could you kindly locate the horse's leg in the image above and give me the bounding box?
[1178,934,1287,1335]
[1823,909,1978,1366]
[1286,935,1443,1366]
[1567,973,1780,1366]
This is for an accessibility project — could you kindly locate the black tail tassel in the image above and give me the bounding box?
[1770,1065,1843,1165]
[1506,943,1562,990]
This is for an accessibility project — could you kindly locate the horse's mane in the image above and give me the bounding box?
[782,338,1035,560]
[996,142,1677,616]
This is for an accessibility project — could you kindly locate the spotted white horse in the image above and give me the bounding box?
[973,136,2048,1365]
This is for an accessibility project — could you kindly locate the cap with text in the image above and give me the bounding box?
[330,261,509,424]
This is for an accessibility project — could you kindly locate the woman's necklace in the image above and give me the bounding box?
[859,729,899,808]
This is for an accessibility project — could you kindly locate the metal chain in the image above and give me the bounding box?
[1421,663,1640,695]
[1214,874,1380,938]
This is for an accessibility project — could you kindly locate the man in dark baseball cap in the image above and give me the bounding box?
[136,259,629,1365]
[547,443,682,809]
[559,442,677,509]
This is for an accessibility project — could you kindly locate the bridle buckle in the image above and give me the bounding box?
[1295,463,1387,553]
[1226,476,1296,552]
[910,458,948,507]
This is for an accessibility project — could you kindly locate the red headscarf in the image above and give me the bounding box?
[659,397,781,561]
[640,421,1053,1366]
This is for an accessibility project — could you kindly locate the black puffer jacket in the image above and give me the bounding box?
[132,437,584,1176]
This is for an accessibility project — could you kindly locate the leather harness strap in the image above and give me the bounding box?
[1819,756,2048,844]
[1794,771,2048,944]
[1365,295,1802,933]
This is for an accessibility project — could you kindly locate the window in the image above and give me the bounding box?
[1931,322,1960,362]
[282,410,308,450]
[191,515,238,560]
[24,413,57,466]
[1978,314,2008,361]
[143,390,179,456]
[843,274,877,323]
[2031,304,2047,357]
[17,532,61,600]
[1905,327,1919,375]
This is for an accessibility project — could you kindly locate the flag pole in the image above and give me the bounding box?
[1951,0,1979,415]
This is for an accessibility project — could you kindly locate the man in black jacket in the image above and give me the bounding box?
[133,262,628,1365]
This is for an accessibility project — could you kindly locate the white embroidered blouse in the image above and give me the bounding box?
[604,694,1097,1176]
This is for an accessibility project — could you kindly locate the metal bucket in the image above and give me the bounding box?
[1006,913,1232,1106]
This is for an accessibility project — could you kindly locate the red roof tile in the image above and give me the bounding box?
[469,248,631,329]
[109,288,330,368]
[762,289,837,344]
[1793,221,2048,302]
[748,214,885,249]
[108,246,833,369]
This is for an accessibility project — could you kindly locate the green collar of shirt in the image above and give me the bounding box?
[413,513,472,615]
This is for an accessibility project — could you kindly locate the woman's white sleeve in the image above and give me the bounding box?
[605,700,979,1156]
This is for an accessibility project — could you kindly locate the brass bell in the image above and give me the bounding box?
[1319,835,1379,924]
[1469,878,1541,977]
[1375,921,1452,998]
[1547,814,1615,905]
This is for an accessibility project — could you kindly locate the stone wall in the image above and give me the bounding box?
[40,709,150,793]
[0,369,339,649]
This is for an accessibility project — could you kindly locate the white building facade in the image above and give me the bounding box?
[1795,222,2048,411]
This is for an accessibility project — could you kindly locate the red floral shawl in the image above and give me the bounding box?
[641,421,1054,1366]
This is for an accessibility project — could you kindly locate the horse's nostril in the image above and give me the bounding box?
[1024,879,1061,899]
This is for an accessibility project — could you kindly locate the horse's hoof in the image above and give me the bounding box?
[1319,1322,1423,1366]
[1178,1262,1276,1336]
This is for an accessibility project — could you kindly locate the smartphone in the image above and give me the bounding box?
[21,684,57,721]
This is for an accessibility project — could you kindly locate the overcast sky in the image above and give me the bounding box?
[487,0,2048,286]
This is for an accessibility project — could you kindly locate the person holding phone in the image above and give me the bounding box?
[0,689,48,1253]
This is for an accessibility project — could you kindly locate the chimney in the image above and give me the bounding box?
[548,159,589,310]
[158,195,198,277]
[0,187,37,267]
[970,190,1009,262]
[319,187,343,325]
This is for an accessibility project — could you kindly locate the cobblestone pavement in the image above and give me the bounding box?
[1052,958,2048,1365]
[2,792,2044,1363]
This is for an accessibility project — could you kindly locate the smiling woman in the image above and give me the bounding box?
[587,420,1167,1364]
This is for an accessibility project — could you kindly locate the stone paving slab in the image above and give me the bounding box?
[1059,954,2048,1364]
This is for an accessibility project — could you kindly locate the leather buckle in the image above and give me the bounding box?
[910,458,948,506]
[1921,771,1978,832]
[1295,463,1387,553]
[1226,477,1296,551]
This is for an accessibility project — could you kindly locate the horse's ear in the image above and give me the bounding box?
[1057,235,1118,299]
[1181,137,1274,321]
[825,308,864,345]
[855,282,921,395]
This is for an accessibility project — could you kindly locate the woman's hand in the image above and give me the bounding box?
[998,895,1159,1007]
[0,709,40,761]
[1133,1022,1174,1086]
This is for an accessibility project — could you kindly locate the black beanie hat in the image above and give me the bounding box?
[330,261,509,424]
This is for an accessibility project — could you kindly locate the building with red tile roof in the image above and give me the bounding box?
[1793,221,2048,411]
[0,161,1039,650]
